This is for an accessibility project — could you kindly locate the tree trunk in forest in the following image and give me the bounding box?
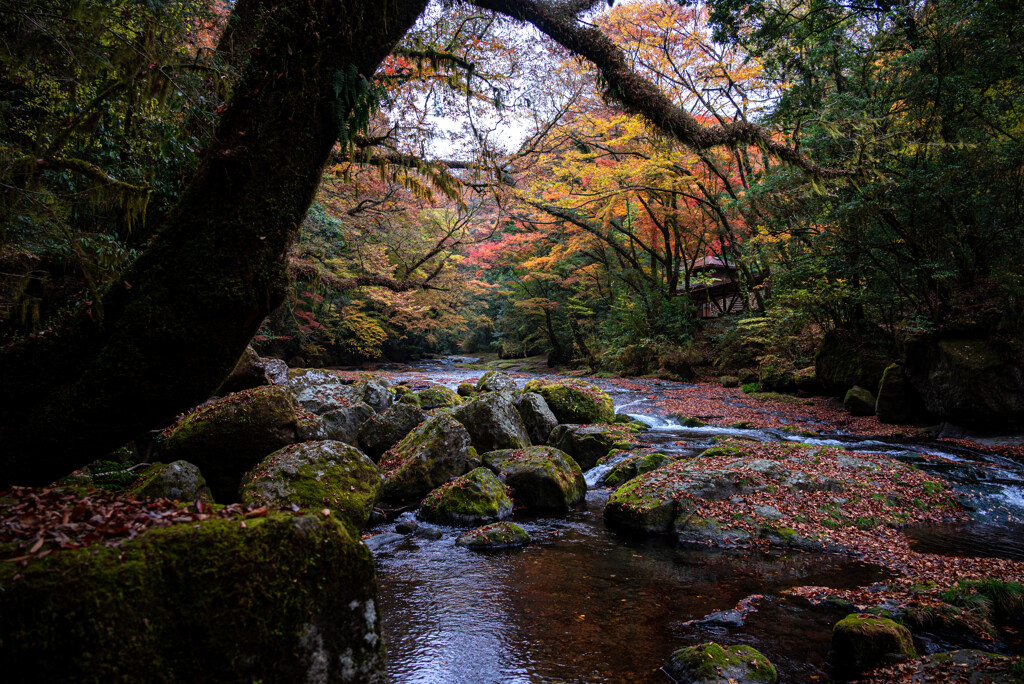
[0,0,429,487]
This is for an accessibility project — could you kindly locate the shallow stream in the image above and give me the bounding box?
[365,357,1024,682]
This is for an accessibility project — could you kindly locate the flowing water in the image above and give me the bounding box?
[363,356,1024,682]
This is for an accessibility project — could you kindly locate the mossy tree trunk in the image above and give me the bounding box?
[0,0,429,486]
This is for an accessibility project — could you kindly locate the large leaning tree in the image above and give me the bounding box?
[0,0,833,487]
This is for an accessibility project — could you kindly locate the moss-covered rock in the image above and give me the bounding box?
[720,375,740,388]
[875,363,924,424]
[217,346,270,394]
[476,371,518,393]
[457,382,477,397]
[456,521,530,549]
[515,392,558,444]
[452,392,531,453]
[522,378,615,424]
[829,613,916,673]
[417,468,513,526]
[379,414,479,503]
[758,354,798,393]
[815,330,891,397]
[359,378,393,413]
[482,446,586,511]
[154,385,299,502]
[125,461,213,502]
[549,424,625,470]
[415,386,463,410]
[239,441,382,530]
[844,386,877,416]
[601,452,669,488]
[0,513,385,683]
[357,403,428,460]
[664,642,777,683]
[794,366,820,394]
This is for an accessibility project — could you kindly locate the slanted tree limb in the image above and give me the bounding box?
[473,0,852,177]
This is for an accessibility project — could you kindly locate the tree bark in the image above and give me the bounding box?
[1,0,429,487]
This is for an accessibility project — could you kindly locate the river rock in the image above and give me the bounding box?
[358,378,393,413]
[870,650,1019,683]
[903,335,1024,427]
[815,330,891,396]
[0,511,385,682]
[456,521,530,549]
[794,366,820,394]
[844,386,877,416]
[125,461,213,502]
[239,441,382,530]
[379,414,479,503]
[154,385,299,502]
[415,386,463,409]
[601,452,669,488]
[828,613,916,674]
[476,371,517,393]
[321,402,375,446]
[358,403,428,460]
[217,346,270,394]
[664,642,777,683]
[875,363,925,423]
[549,424,623,470]
[515,392,558,444]
[284,368,360,414]
[417,467,512,526]
[758,354,797,393]
[453,392,531,453]
[522,378,615,424]
[482,446,586,510]
[457,382,477,397]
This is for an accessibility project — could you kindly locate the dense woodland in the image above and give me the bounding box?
[2,0,1023,483]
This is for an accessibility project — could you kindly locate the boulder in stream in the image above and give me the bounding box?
[514,392,558,444]
[456,521,530,549]
[522,378,615,424]
[483,446,586,510]
[320,402,375,446]
[0,510,385,682]
[664,642,777,683]
[828,613,916,674]
[125,461,213,502]
[154,385,299,502]
[601,451,670,488]
[476,371,517,393]
[415,386,463,409]
[417,467,512,526]
[283,368,360,414]
[239,441,382,530]
[358,403,428,460]
[453,391,531,453]
[379,414,479,503]
[844,386,877,416]
[549,424,631,470]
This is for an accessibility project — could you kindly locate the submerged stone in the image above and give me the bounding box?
[483,446,586,511]
[0,512,385,682]
[417,467,513,526]
[456,521,530,549]
[239,441,382,530]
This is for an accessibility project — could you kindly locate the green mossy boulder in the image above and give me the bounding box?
[379,414,479,503]
[601,452,669,488]
[829,613,916,673]
[522,378,615,424]
[515,392,559,444]
[549,424,623,470]
[239,441,382,530]
[794,366,820,394]
[844,386,877,416]
[720,376,740,388]
[456,521,530,549]
[664,642,777,683]
[154,385,299,502]
[125,461,213,502]
[815,330,891,397]
[357,403,428,460]
[417,467,513,526]
[875,363,923,424]
[757,354,797,393]
[217,346,270,394]
[452,392,531,453]
[476,371,518,393]
[416,386,463,410]
[359,378,393,413]
[457,382,477,397]
[0,513,385,683]
[482,446,586,511]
